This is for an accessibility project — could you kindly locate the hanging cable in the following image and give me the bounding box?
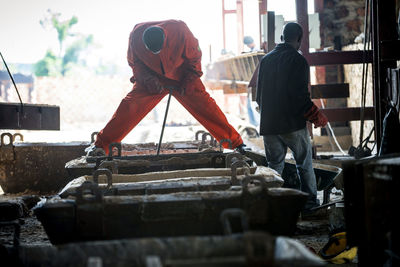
[0,51,24,113]
[359,0,371,147]
[320,99,346,155]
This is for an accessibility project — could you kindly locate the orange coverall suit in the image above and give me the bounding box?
[95,20,243,154]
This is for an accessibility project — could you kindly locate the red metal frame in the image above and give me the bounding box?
[221,0,244,54]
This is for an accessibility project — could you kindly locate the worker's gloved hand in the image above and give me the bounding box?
[235,143,248,155]
[85,144,106,157]
[144,76,163,94]
[180,72,198,95]
[304,103,328,128]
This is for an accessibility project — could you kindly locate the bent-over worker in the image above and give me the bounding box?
[86,20,245,156]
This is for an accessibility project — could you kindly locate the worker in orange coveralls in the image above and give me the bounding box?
[86,20,246,156]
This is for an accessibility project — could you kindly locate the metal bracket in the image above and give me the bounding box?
[230,159,251,185]
[225,152,244,168]
[1,132,13,147]
[76,181,103,204]
[219,139,233,151]
[98,160,118,174]
[0,132,15,161]
[220,208,249,235]
[12,133,23,142]
[108,142,122,157]
[242,176,268,195]
[195,130,206,141]
[92,168,113,189]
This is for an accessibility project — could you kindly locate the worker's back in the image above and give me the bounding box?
[256,43,313,135]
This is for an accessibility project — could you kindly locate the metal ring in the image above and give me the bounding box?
[195,130,206,141]
[220,208,249,235]
[225,153,243,168]
[108,142,122,157]
[0,133,13,147]
[12,133,24,142]
[219,139,233,151]
[242,175,267,195]
[93,168,113,189]
[98,160,118,174]
[76,181,103,204]
[230,159,250,185]
[201,132,214,145]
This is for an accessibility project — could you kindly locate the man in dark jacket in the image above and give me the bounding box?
[256,22,328,211]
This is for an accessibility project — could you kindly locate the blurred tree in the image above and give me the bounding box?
[33,50,60,76]
[34,9,93,76]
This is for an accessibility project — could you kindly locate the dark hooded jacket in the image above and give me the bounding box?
[256,43,313,135]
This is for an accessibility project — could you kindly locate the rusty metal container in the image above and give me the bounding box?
[343,155,400,267]
[35,176,308,244]
[66,150,253,178]
[59,161,284,197]
[17,231,277,267]
[0,133,89,194]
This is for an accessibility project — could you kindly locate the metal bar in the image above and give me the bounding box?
[0,103,60,130]
[156,90,172,155]
[267,11,275,52]
[311,83,349,99]
[222,0,226,50]
[236,0,244,54]
[304,50,373,66]
[371,0,398,151]
[320,107,375,122]
[258,0,267,49]
[296,0,310,55]
[0,52,24,110]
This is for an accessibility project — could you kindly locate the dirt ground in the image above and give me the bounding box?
[0,191,356,266]
[0,136,355,265]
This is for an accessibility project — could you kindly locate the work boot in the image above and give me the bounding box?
[85,144,106,157]
[235,143,249,155]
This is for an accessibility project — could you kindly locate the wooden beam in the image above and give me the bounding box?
[304,50,373,66]
[321,107,375,122]
[204,79,248,94]
[267,11,275,52]
[296,0,310,54]
[311,83,349,99]
[0,103,60,130]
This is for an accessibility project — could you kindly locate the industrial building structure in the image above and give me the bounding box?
[1,0,399,266]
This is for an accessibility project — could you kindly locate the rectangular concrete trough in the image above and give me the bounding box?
[35,178,308,244]
[16,232,277,267]
[58,164,284,197]
[66,151,254,178]
[0,140,89,193]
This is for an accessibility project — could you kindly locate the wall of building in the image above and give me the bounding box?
[319,0,365,48]
[343,44,375,148]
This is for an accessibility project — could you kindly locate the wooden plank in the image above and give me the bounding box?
[304,50,373,66]
[0,103,60,130]
[296,0,309,54]
[204,79,248,94]
[321,107,375,122]
[313,135,353,152]
[267,11,275,52]
[311,83,349,99]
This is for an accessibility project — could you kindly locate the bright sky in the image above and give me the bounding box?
[0,0,313,67]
